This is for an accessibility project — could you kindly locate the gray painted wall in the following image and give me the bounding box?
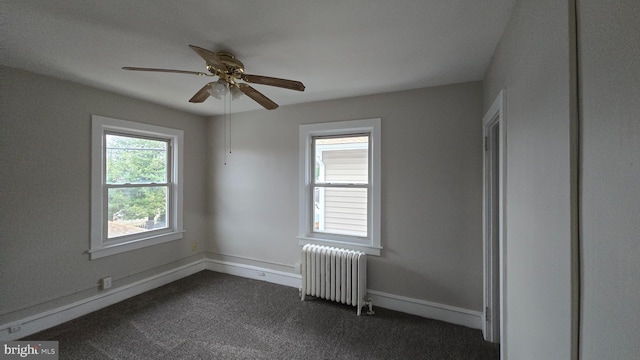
[579,0,640,358]
[483,0,574,358]
[207,82,484,311]
[0,66,209,324]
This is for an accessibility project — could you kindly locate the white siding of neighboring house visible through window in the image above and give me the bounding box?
[315,137,368,237]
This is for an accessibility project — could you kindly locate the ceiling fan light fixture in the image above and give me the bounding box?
[230,86,244,100]
[207,79,229,99]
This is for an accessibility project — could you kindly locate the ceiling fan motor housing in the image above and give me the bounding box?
[216,52,245,78]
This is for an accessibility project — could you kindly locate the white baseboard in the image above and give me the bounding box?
[367,290,483,329]
[0,260,205,341]
[205,258,482,330]
[203,258,302,288]
[1,257,481,341]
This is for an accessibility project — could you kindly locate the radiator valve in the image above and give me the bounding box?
[365,298,375,315]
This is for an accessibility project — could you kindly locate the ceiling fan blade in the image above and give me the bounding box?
[122,67,211,77]
[188,45,227,72]
[189,83,213,103]
[238,83,278,110]
[242,74,305,91]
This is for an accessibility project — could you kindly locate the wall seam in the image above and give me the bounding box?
[570,0,582,359]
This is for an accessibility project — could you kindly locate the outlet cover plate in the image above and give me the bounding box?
[101,277,112,289]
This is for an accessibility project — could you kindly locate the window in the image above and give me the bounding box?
[298,118,381,255]
[90,115,183,259]
[313,135,369,237]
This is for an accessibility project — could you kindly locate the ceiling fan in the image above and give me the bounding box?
[123,45,305,110]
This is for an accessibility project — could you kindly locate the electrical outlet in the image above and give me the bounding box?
[257,271,266,277]
[191,242,198,251]
[101,277,112,290]
[9,325,21,333]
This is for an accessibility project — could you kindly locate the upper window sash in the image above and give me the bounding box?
[104,131,172,186]
[311,133,370,186]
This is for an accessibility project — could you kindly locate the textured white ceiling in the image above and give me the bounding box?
[2,0,514,116]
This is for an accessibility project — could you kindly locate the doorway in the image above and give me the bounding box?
[482,90,505,347]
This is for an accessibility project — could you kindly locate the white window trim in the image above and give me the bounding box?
[298,118,382,256]
[90,115,184,259]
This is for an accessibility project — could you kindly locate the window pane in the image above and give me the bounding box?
[106,134,168,184]
[314,187,367,237]
[314,135,368,184]
[107,186,168,239]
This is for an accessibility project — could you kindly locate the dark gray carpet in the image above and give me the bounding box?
[25,271,499,359]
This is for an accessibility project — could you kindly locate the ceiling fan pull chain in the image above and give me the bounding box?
[228,92,232,155]
[224,92,228,166]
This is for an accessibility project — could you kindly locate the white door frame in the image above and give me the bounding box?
[482,90,506,349]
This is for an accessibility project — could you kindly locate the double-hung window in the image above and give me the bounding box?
[90,115,183,259]
[298,118,381,255]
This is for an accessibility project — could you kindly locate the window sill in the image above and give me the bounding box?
[297,236,381,256]
[89,231,185,259]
